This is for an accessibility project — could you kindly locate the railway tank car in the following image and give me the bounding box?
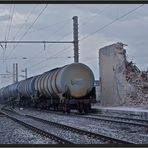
[0,63,96,113]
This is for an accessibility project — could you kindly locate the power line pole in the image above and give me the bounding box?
[0,17,79,64]
[15,63,18,82]
[13,63,16,83]
[25,68,27,79]
[21,68,27,80]
[73,16,79,63]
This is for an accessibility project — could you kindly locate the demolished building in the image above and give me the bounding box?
[99,42,148,107]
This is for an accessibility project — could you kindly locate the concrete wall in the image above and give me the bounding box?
[99,42,127,106]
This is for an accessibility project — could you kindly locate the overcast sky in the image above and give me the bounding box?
[0,4,147,87]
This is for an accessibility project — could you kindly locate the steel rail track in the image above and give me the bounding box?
[6,106,148,127]
[25,114,134,144]
[1,108,134,144]
[35,109,148,128]
[0,111,6,117]
[80,115,148,128]
[0,109,74,144]
[88,113,148,123]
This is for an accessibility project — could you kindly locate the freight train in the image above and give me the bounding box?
[0,63,96,113]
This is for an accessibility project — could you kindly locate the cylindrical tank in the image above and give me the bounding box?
[0,63,94,101]
[2,86,10,100]
[35,63,94,98]
[18,79,30,98]
[0,87,5,103]
[17,77,37,98]
[8,83,18,99]
[28,76,37,97]
[56,63,94,98]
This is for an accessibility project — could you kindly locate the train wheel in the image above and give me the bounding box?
[77,102,83,114]
[78,108,83,114]
[62,104,66,113]
[66,105,70,114]
[84,105,89,114]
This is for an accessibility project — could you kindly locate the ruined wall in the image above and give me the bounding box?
[99,42,127,106]
[99,42,148,107]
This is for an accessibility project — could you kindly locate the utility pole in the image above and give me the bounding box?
[73,16,79,63]
[13,63,16,83]
[21,68,27,80]
[25,68,27,79]
[22,68,27,79]
[0,17,79,63]
[15,63,18,82]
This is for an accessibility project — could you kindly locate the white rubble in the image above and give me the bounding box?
[125,61,148,106]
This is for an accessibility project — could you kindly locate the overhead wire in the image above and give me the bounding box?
[1,4,15,76]
[21,27,73,68]
[27,45,72,69]
[33,4,145,70]
[15,4,48,42]
[0,4,108,84]
[31,27,73,70]
[80,4,144,42]
[0,56,70,60]
[25,16,76,70]
[13,4,38,40]
[81,4,111,26]
[2,6,72,78]
[3,4,144,77]
[5,4,48,59]
[1,4,12,63]
[29,5,112,70]
[4,5,12,45]
[0,5,48,83]
[34,18,71,31]
[20,32,72,68]
[5,4,15,44]
[30,55,72,77]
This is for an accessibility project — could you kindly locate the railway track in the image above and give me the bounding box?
[0,109,73,144]
[1,108,134,144]
[84,113,148,126]
[37,109,148,128]
[0,111,6,117]
[25,114,135,144]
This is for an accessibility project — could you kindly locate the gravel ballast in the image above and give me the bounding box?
[14,107,148,144]
[0,116,56,144]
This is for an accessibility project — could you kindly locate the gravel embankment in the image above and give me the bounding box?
[4,112,105,144]
[0,116,56,144]
[15,107,148,144]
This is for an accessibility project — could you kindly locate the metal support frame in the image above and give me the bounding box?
[15,63,18,82]
[0,41,73,44]
[0,16,80,81]
[13,63,15,83]
[73,16,79,63]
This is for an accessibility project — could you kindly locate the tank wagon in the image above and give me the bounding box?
[0,63,96,113]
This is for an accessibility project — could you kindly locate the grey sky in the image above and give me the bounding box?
[0,4,147,87]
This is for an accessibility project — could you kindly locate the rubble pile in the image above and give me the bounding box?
[125,61,148,106]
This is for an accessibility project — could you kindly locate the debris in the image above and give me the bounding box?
[124,58,148,106]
